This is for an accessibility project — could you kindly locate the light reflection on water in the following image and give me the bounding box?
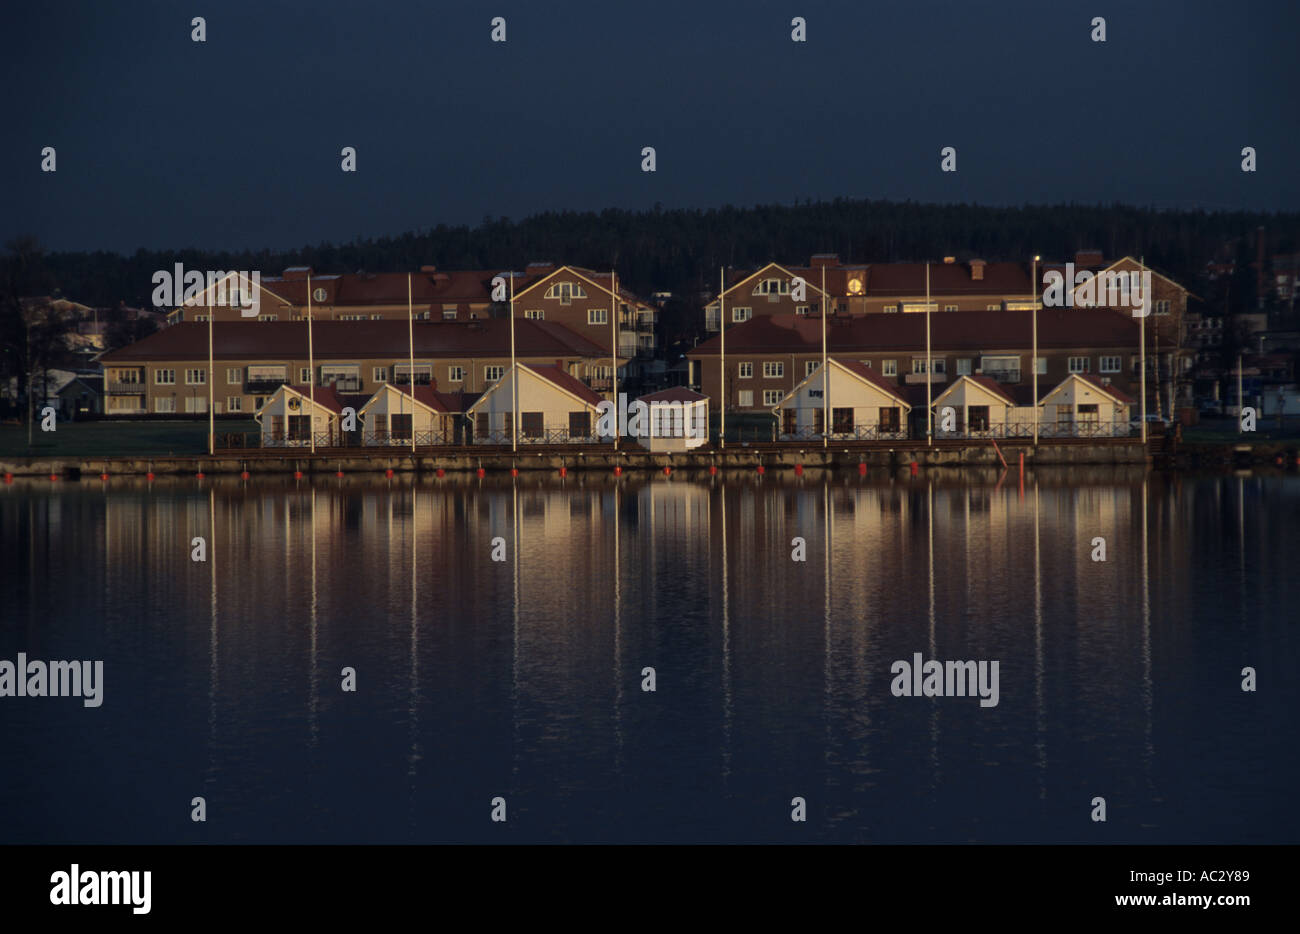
[1,468,1297,843]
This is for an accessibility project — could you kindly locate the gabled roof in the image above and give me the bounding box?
[465,363,604,413]
[776,357,912,410]
[1062,373,1135,405]
[259,384,346,415]
[358,383,466,415]
[863,262,1031,297]
[509,265,652,307]
[637,386,708,403]
[931,374,1018,407]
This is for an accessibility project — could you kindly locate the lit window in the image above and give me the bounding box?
[587,308,608,325]
[485,365,505,382]
[155,369,176,385]
[373,367,388,383]
[448,366,464,382]
[763,390,783,406]
[762,362,783,378]
[185,368,206,385]
[731,306,752,322]
[738,362,753,379]
[1068,356,1090,374]
[524,309,544,320]
[882,360,897,376]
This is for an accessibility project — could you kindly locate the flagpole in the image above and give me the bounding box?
[719,267,726,450]
[821,264,828,449]
[307,271,316,454]
[1032,255,1039,445]
[408,272,415,454]
[509,271,517,454]
[1139,255,1147,444]
[925,262,932,446]
[612,270,619,451]
[207,294,214,455]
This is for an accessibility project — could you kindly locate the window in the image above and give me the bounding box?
[155,397,175,413]
[442,309,457,320]
[1154,300,1171,315]
[313,287,327,302]
[155,369,175,385]
[753,278,791,296]
[373,367,388,383]
[226,367,242,385]
[933,359,945,374]
[485,365,505,382]
[1035,357,1047,375]
[795,305,810,315]
[957,358,972,376]
[1077,404,1099,421]
[370,315,382,321]
[986,304,1001,311]
[738,362,753,379]
[944,304,958,312]
[185,368,206,385]
[763,390,783,406]
[1100,356,1121,373]
[545,281,587,303]
[968,405,990,431]
[879,407,900,432]
[882,360,897,377]
[288,415,311,441]
[587,308,608,325]
[1068,356,1090,374]
[194,314,210,322]
[524,309,545,320]
[258,314,278,322]
[395,364,432,386]
[762,362,784,378]
[521,412,544,438]
[299,367,312,384]
[448,366,465,383]
[737,390,753,407]
[227,396,242,412]
[390,413,413,441]
[832,407,853,433]
[569,411,591,438]
[732,306,752,323]
[882,305,898,313]
[185,397,207,413]
[805,360,818,377]
[912,358,929,374]
[339,314,366,321]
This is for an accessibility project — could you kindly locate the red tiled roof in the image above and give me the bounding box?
[524,364,604,406]
[99,320,609,362]
[638,386,708,403]
[284,385,345,414]
[690,310,1139,356]
[962,374,1018,404]
[863,262,1031,296]
[256,269,501,307]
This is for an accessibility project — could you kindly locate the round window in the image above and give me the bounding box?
[313,288,327,302]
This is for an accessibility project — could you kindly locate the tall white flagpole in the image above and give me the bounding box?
[509,271,517,454]
[612,270,619,450]
[719,267,726,450]
[408,272,415,454]
[821,264,828,448]
[1140,255,1148,443]
[207,293,214,455]
[1032,256,1039,445]
[307,271,316,454]
[926,263,932,446]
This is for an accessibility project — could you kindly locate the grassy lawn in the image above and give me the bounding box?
[0,419,259,459]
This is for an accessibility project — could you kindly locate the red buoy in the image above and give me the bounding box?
[146,472,155,481]
[294,470,303,479]
[910,461,918,476]
[663,466,671,476]
[858,463,867,475]
[196,471,205,479]
[476,467,485,478]
[3,473,12,483]
[794,464,803,475]
[436,468,445,478]
[336,470,344,478]
[100,472,109,481]
[510,467,519,477]
[756,465,765,475]
[558,466,566,477]
[240,470,250,480]
[708,465,717,476]
[614,466,622,476]
[49,473,58,481]
[385,468,394,478]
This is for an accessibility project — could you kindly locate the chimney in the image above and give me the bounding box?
[527,261,555,273]
[420,265,437,274]
[943,256,956,264]
[969,259,986,281]
[282,266,312,280]
[1074,250,1104,268]
[810,254,841,267]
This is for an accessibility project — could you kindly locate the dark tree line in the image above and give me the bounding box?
[29,197,1300,316]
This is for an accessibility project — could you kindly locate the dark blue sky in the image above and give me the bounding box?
[6,0,1298,254]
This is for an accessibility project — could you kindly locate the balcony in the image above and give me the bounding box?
[983,369,1021,384]
[106,380,146,394]
[246,379,288,394]
[322,377,363,392]
[904,372,948,385]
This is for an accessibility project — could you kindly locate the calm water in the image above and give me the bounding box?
[2,468,1297,844]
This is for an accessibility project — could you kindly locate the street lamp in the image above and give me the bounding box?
[1032,255,1040,445]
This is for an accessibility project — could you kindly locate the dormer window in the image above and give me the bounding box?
[545,281,587,304]
[752,278,791,296]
